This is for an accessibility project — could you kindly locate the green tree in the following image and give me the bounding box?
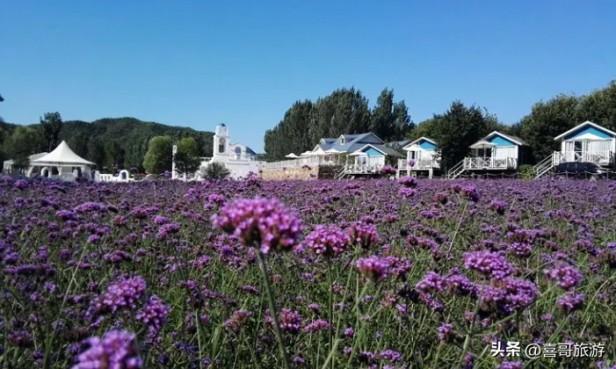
[519,95,579,162]
[392,100,414,139]
[202,162,230,179]
[40,112,63,151]
[0,94,4,123]
[174,137,202,175]
[143,135,173,174]
[5,126,45,169]
[265,88,373,160]
[309,88,371,144]
[420,102,496,170]
[264,100,314,160]
[87,138,106,169]
[370,89,395,139]
[575,81,616,131]
[104,141,126,171]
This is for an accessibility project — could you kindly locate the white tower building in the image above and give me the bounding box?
[213,124,230,159]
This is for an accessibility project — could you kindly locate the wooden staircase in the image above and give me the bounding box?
[533,153,558,179]
[447,160,466,179]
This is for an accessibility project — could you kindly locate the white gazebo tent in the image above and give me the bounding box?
[285,153,299,158]
[27,141,95,181]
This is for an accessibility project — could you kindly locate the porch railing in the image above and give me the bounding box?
[397,158,439,171]
[343,163,384,174]
[463,157,517,170]
[558,150,613,165]
[261,155,345,169]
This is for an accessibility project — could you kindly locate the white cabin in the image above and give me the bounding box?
[448,131,527,179]
[554,121,616,166]
[533,121,616,178]
[397,137,440,176]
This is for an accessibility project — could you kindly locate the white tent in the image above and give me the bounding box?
[27,141,95,181]
[31,141,94,166]
[285,153,299,158]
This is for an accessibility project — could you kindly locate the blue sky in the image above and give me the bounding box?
[1,1,615,152]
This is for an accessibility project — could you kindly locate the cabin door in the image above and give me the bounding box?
[572,140,590,162]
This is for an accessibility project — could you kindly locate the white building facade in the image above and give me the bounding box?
[174,124,263,180]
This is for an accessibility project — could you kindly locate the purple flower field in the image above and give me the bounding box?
[1,176,616,368]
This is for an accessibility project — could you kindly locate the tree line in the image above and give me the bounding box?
[2,80,615,175]
[265,81,616,170]
[0,115,213,173]
[264,88,413,160]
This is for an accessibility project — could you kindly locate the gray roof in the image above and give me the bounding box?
[368,144,404,157]
[317,132,384,153]
[386,139,412,149]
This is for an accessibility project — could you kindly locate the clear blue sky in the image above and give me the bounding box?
[2,0,615,152]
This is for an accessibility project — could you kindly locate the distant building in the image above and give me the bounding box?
[26,141,95,181]
[448,131,528,179]
[174,124,262,180]
[3,152,48,174]
[397,137,440,177]
[212,124,258,162]
[278,132,404,178]
[534,120,616,178]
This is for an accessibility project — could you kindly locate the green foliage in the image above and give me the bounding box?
[264,100,315,161]
[143,136,173,174]
[40,112,63,152]
[202,162,230,179]
[264,88,412,161]
[4,126,46,169]
[370,88,414,140]
[411,102,498,170]
[518,164,535,180]
[175,137,202,175]
[0,117,213,172]
[519,95,579,162]
[518,82,616,163]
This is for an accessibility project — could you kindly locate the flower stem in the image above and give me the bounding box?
[256,251,290,369]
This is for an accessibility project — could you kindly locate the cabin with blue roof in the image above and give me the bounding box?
[448,131,528,179]
[534,121,616,178]
[397,137,440,177]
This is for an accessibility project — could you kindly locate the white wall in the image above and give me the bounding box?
[493,146,517,160]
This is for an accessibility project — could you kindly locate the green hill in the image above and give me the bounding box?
[0,117,213,172]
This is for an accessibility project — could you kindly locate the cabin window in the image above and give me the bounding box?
[410,151,416,160]
[574,141,582,154]
[218,138,226,153]
[51,167,59,176]
[478,148,492,158]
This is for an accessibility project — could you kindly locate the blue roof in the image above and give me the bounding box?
[555,121,616,141]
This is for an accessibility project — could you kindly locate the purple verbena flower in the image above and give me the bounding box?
[557,292,585,312]
[136,295,170,340]
[212,197,302,254]
[304,224,350,256]
[356,256,390,282]
[72,330,142,369]
[92,276,147,315]
[463,251,514,279]
[545,264,583,290]
[347,222,380,248]
[278,308,302,334]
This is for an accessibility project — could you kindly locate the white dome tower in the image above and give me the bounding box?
[213,123,229,158]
